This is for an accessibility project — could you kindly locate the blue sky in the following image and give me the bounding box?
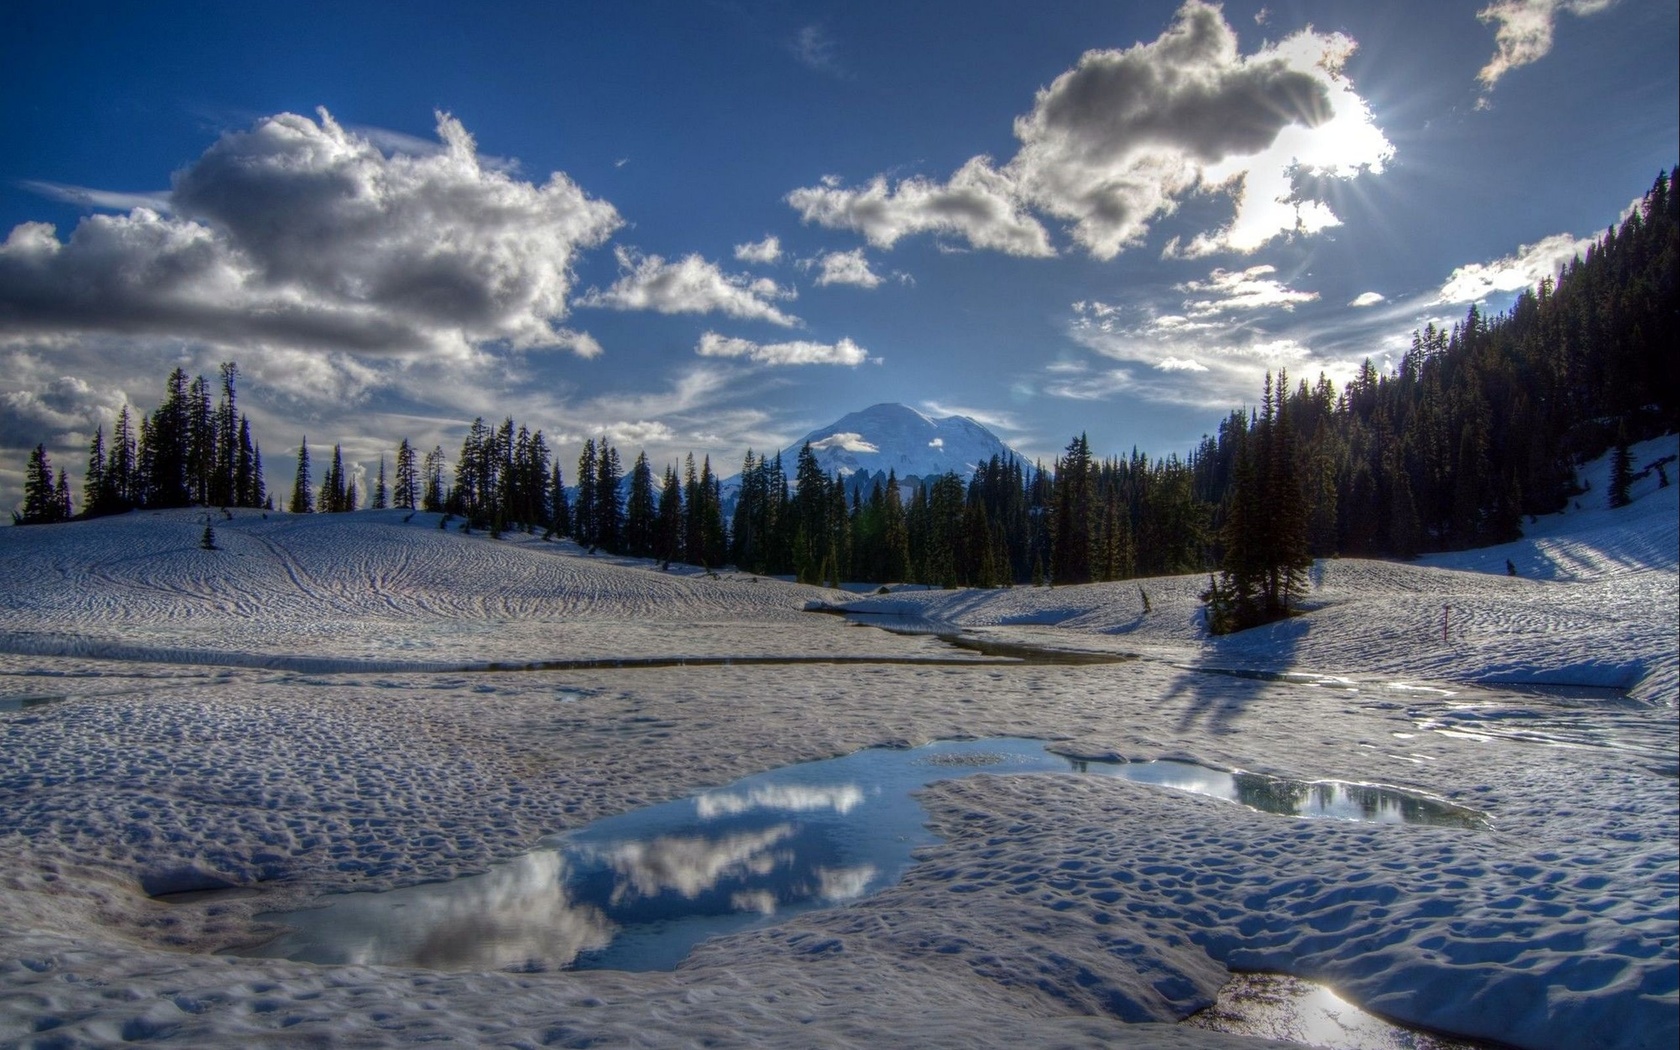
[2,0,1675,509]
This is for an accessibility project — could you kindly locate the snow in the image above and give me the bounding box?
[0,439,1675,1049]
[771,402,1025,480]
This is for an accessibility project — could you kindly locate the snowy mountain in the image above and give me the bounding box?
[771,403,1026,481]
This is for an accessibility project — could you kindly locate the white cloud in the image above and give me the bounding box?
[786,157,1054,257]
[580,246,800,327]
[1349,291,1387,307]
[695,331,871,367]
[787,1,1391,260]
[734,235,782,264]
[806,248,884,288]
[1433,232,1592,304]
[0,109,622,361]
[1177,264,1318,316]
[551,328,604,359]
[1156,357,1209,372]
[1476,0,1616,92]
[602,420,677,447]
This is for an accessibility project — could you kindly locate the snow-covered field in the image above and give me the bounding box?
[1,439,1674,1049]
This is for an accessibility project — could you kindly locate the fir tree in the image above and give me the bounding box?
[373,455,389,510]
[656,465,682,564]
[575,439,598,546]
[594,440,623,552]
[422,445,446,512]
[395,439,418,510]
[1608,430,1634,508]
[624,452,657,557]
[17,445,60,524]
[1050,433,1094,585]
[289,438,314,514]
[83,426,107,516]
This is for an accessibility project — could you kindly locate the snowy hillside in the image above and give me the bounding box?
[833,435,1680,705]
[0,437,1674,1050]
[772,402,1025,481]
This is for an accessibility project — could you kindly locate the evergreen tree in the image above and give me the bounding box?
[110,405,137,509]
[17,445,62,524]
[1050,433,1094,585]
[289,438,314,514]
[373,455,389,510]
[624,452,657,557]
[422,445,446,512]
[235,417,258,508]
[594,440,623,552]
[656,465,683,564]
[395,439,418,510]
[83,426,107,517]
[575,439,598,546]
[1608,429,1634,508]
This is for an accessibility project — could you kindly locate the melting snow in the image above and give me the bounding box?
[0,438,1673,1049]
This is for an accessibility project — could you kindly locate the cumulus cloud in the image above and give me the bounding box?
[0,109,622,361]
[1156,357,1210,372]
[1477,0,1616,92]
[602,419,677,447]
[804,248,884,288]
[1433,232,1591,304]
[696,331,871,367]
[786,159,1054,257]
[1177,264,1318,316]
[734,235,783,264]
[787,1,1391,259]
[551,328,604,359]
[0,373,127,448]
[580,247,799,327]
[1349,291,1387,307]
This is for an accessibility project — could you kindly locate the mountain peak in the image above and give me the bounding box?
[776,403,1023,481]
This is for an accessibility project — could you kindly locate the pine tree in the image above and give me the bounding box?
[395,439,418,510]
[373,455,389,510]
[656,465,682,565]
[594,440,623,552]
[1608,430,1634,508]
[1050,433,1094,585]
[110,405,137,509]
[17,445,59,524]
[289,438,314,514]
[422,445,446,512]
[624,452,657,557]
[575,439,598,546]
[83,426,107,517]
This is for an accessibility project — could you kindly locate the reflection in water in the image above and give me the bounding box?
[243,849,615,972]
[244,739,1484,973]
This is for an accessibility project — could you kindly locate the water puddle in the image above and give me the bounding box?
[237,739,1482,973]
[1186,972,1492,1049]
